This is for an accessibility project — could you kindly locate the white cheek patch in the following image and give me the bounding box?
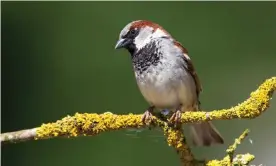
[134,26,154,50]
[134,28,169,50]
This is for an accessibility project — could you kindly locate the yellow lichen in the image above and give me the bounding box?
[33,77,276,166]
[206,153,255,166]
[164,127,194,163]
[178,77,276,124]
[36,113,145,139]
[206,129,254,166]
[226,129,249,155]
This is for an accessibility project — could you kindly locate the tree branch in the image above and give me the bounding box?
[1,128,37,145]
[1,77,275,166]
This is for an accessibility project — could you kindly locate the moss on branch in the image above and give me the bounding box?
[1,77,275,166]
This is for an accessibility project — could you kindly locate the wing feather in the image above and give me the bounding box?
[173,41,202,96]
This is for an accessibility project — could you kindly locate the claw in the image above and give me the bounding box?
[170,110,182,122]
[169,110,182,128]
[142,110,153,123]
[142,107,154,124]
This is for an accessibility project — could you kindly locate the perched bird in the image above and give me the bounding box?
[115,20,223,146]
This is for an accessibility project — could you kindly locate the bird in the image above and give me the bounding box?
[114,20,223,146]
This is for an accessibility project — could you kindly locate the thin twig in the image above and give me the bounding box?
[207,129,254,166]
[227,129,250,163]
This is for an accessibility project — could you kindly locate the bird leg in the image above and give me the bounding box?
[169,106,182,128]
[142,106,155,124]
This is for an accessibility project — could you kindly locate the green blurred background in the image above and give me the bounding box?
[2,2,276,166]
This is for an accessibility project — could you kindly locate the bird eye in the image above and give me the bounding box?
[130,29,136,35]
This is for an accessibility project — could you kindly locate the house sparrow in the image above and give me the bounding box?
[115,20,223,146]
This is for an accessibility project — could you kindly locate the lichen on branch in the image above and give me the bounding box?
[1,77,275,166]
[178,77,276,123]
[36,113,144,138]
[207,129,254,166]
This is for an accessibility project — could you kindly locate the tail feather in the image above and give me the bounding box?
[190,121,224,146]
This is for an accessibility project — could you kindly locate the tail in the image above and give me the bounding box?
[190,121,224,146]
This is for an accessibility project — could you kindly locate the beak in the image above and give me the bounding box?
[115,39,126,49]
[115,38,131,49]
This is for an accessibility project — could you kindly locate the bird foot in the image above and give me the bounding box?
[142,107,154,124]
[169,110,182,128]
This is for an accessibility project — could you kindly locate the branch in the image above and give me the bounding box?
[1,128,37,145]
[1,77,275,166]
[207,129,255,166]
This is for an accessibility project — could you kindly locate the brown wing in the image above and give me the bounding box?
[173,41,202,96]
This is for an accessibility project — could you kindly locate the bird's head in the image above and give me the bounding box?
[115,20,171,54]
